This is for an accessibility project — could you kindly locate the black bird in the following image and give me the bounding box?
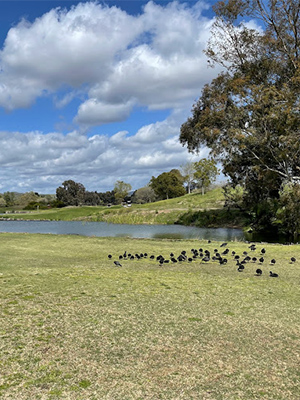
[261,248,266,254]
[108,254,112,259]
[237,264,245,272]
[114,261,122,267]
[259,257,264,264]
[202,255,210,263]
[256,268,262,276]
[150,255,155,260]
[219,258,227,265]
[270,259,276,265]
[252,257,257,263]
[220,242,227,247]
[291,257,296,263]
[270,271,278,277]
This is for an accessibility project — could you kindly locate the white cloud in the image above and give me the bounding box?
[75,98,134,126]
[0,1,226,193]
[0,2,143,110]
[0,1,219,117]
[0,109,211,193]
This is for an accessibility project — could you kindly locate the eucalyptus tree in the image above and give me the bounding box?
[180,0,300,227]
[56,180,86,206]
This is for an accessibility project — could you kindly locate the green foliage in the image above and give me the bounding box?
[180,0,300,234]
[277,183,300,239]
[180,161,196,194]
[18,191,40,207]
[56,180,86,206]
[24,201,49,211]
[177,208,249,228]
[132,186,157,204]
[223,184,244,209]
[150,169,186,200]
[3,191,16,207]
[114,180,132,204]
[194,158,220,194]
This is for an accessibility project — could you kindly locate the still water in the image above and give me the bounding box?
[0,220,246,241]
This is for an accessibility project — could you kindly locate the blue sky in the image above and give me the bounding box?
[0,0,222,194]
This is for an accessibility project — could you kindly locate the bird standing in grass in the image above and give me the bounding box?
[114,261,122,267]
[237,264,244,272]
[256,268,262,276]
[270,271,278,277]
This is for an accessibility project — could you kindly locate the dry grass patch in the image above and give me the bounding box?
[0,233,300,399]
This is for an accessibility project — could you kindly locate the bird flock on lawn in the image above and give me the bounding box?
[108,241,298,278]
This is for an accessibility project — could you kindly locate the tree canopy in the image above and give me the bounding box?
[150,169,186,200]
[180,0,300,232]
[194,158,220,195]
[114,180,132,204]
[56,180,86,206]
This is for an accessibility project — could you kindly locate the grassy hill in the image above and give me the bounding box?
[1,187,234,225]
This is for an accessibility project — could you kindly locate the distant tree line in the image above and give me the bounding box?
[0,158,219,209]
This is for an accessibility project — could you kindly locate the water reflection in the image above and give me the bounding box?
[0,220,246,241]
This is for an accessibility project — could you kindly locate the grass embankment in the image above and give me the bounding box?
[1,233,300,399]
[2,188,244,227]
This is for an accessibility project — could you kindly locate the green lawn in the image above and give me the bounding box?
[1,187,226,225]
[0,233,300,399]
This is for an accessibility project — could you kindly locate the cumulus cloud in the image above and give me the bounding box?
[0,1,225,193]
[0,2,142,110]
[0,1,218,118]
[0,109,209,193]
[75,98,134,126]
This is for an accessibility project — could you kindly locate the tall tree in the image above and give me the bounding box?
[3,191,16,207]
[150,169,186,200]
[181,161,196,194]
[132,186,157,204]
[194,158,220,195]
[114,180,132,204]
[180,0,300,227]
[56,180,85,206]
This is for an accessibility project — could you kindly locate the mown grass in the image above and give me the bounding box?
[1,233,300,399]
[1,188,226,225]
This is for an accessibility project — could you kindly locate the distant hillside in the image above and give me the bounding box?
[1,187,228,226]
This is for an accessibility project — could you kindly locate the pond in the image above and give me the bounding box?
[0,220,246,241]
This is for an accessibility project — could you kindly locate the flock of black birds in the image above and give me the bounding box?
[108,241,298,278]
